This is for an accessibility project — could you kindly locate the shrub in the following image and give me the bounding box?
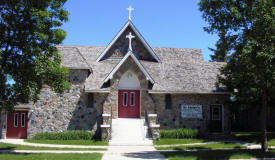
[160,128,199,139]
[33,131,94,140]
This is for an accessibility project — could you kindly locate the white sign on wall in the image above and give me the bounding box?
[181,104,202,118]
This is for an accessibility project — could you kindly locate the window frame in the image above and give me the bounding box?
[87,93,94,108]
[130,92,135,106]
[123,92,128,106]
[165,94,172,109]
[211,105,221,120]
[14,113,18,127]
[21,113,25,127]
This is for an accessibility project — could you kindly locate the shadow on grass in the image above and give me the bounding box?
[162,149,275,160]
[233,132,275,144]
[172,146,243,151]
[0,146,16,150]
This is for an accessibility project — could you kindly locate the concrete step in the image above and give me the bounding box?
[110,118,151,146]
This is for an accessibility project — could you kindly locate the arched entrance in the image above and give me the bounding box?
[118,71,140,118]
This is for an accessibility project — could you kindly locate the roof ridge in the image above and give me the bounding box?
[152,46,202,51]
[75,47,94,73]
[57,45,106,48]
[57,45,202,51]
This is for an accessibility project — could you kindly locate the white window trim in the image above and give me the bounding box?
[14,113,18,127]
[123,92,128,106]
[212,105,221,121]
[130,92,135,106]
[21,113,25,127]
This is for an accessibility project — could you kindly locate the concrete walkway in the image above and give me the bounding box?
[103,118,167,160]
[0,139,107,149]
[102,146,166,160]
[0,150,105,154]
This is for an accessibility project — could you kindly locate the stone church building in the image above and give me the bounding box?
[0,9,231,140]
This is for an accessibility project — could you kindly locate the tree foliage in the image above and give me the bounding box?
[0,0,71,110]
[199,0,275,152]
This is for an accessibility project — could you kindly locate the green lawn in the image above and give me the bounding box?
[233,132,275,146]
[156,142,245,150]
[154,138,206,145]
[0,153,102,160]
[161,149,275,160]
[0,142,106,151]
[24,139,108,146]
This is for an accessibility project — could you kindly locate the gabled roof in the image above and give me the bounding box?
[96,21,161,63]
[103,51,155,84]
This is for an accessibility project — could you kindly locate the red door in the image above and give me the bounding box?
[118,90,140,118]
[6,111,28,139]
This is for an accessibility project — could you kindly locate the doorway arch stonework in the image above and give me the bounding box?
[118,70,140,90]
[102,57,155,118]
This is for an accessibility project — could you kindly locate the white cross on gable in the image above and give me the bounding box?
[126,5,134,21]
[126,32,135,52]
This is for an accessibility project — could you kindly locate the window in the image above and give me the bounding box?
[130,92,135,106]
[165,94,172,109]
[212,105,221,120]
[87,93,94,108]
[21,113,25,127]
[123,92,128,106]
[14,113,18,127]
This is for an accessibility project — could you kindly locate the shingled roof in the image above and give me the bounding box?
[57,45,228,94]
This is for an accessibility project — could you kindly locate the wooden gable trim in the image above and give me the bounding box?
[96,21,161,63]
[103,51,155,84]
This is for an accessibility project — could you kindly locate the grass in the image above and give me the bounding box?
[233,132,275,146]
[25,139,108,146]
[154,138,206,145]
[0,153,102,160]
[161,149,275,160]
[156,142,246,150]
[0,142,106,151]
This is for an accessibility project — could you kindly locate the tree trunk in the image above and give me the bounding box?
[261,89,268,152]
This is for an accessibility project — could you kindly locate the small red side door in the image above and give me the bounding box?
[6,111,28,139]
[118,90,140,118]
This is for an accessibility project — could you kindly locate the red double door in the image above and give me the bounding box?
[118,90,140,118]
[6,111,28,139]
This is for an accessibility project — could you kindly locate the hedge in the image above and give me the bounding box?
[33,131,94,140]
[160,128,199,139]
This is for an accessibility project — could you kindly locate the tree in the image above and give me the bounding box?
[198,0,275,152]
[0,0,71,110]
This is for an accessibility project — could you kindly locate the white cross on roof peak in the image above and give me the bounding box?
[126,32,135,52]
[126,5,134,21]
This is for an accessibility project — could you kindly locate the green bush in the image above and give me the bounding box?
[33,131,94,140]
[160,128,199,139]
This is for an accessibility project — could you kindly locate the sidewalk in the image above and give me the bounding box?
[0,139,107,149]
[0,150,105,154]
[102,146,167,160]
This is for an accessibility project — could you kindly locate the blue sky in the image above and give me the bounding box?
[62,0,218,61]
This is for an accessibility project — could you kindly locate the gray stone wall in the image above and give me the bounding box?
[152,94,230,134]
[102,26,156,62]
[2,67,231,139]
[27,69,104,138]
